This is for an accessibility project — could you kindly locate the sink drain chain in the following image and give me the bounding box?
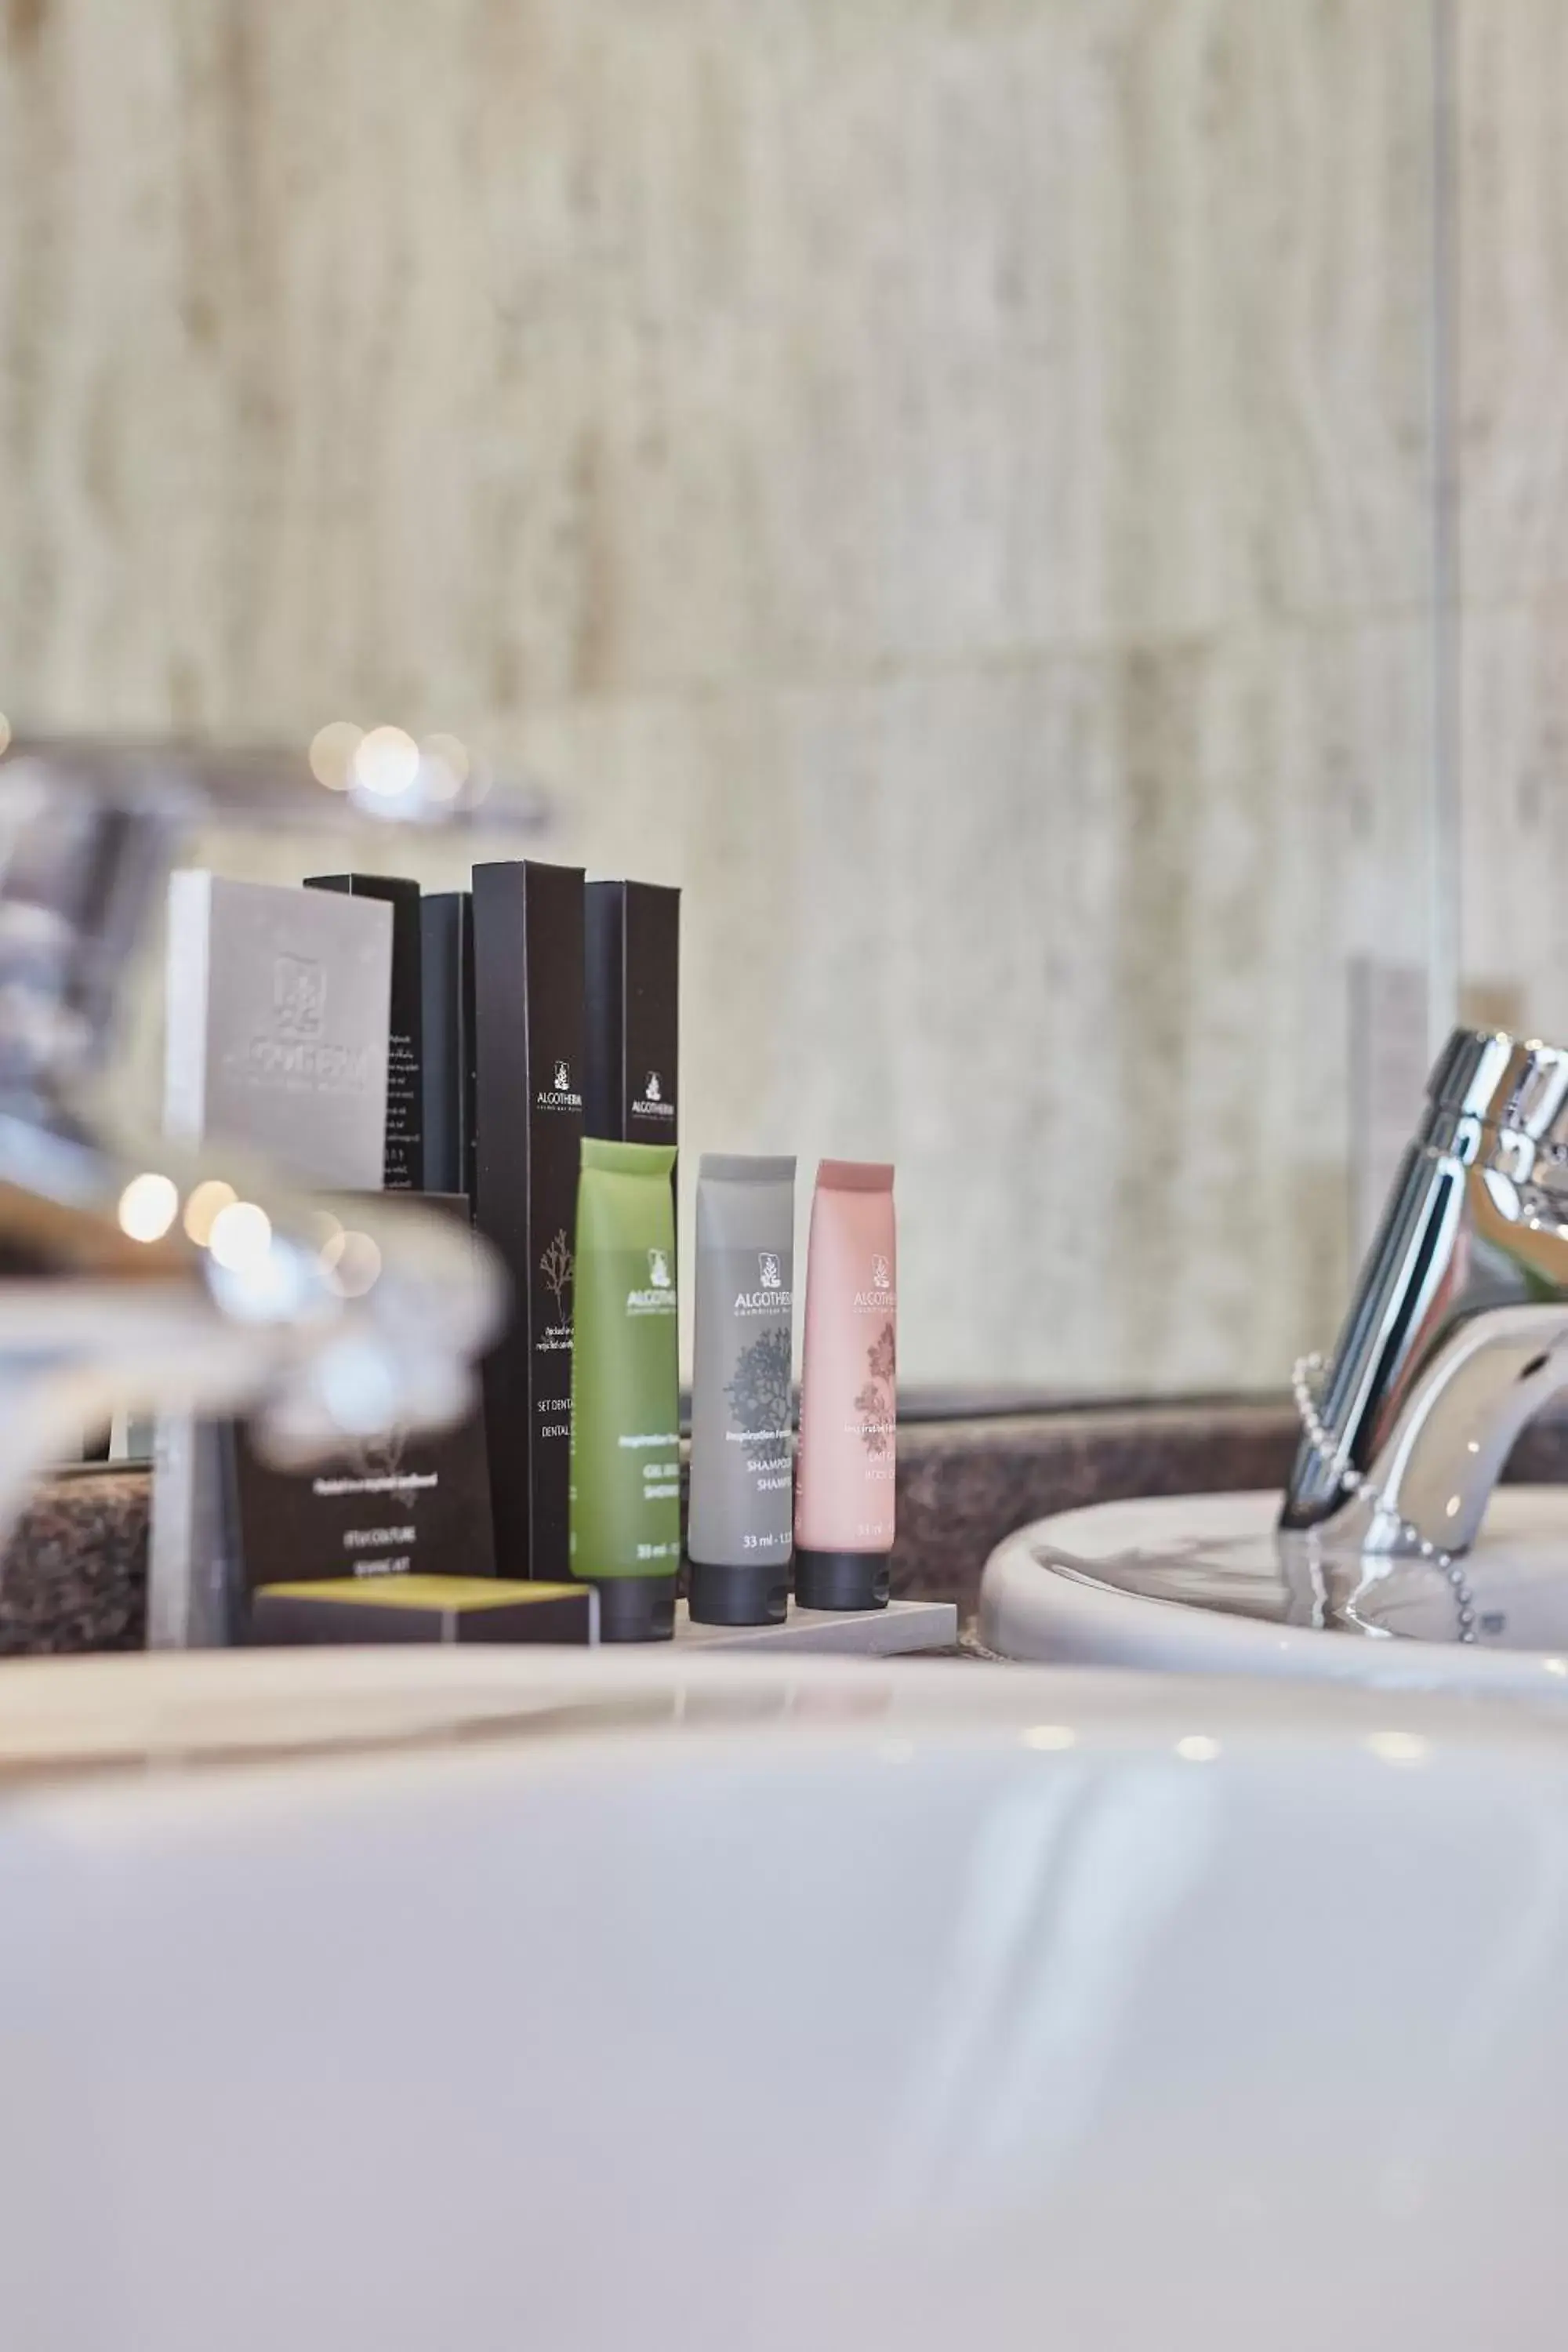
[1292,1353,1478,1644]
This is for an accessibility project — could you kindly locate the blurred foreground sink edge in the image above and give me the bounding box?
[2,1650,1567,2350]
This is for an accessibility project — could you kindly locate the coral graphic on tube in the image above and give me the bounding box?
[855,1320,896,1454]
[727,1328,792,1437]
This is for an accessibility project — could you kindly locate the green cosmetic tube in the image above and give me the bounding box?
[568,1138,682,1641]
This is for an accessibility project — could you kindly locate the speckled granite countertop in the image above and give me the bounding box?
[7,1397,1568,1653]
[0,1469,151,1655]
[891,1397,1300,1615]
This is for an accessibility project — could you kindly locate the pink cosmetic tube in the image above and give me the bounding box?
[793,1160,896,1610]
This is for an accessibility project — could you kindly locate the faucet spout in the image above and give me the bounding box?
[1281,1029,1568,1560]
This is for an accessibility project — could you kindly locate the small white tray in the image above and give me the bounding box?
[673,1597,957,1654]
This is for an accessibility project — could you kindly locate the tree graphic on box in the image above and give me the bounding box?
[541,1229,574,1322]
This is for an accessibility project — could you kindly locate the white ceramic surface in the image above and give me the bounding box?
[982,1485,1568,1694]
[2,1648,1568,2347]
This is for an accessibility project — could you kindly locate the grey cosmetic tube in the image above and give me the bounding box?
[687,1154,797,1624]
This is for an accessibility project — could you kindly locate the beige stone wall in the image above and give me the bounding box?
[0,0,1446,1387]
[1456,2,1568,1041]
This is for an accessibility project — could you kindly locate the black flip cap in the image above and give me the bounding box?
[589,1574,677,1643]
[793,1550,891,1613]
[687,1557,790,1627]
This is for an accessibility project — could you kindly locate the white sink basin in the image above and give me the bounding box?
[2,1648,1567,2347]
[982,1486,1568,1693]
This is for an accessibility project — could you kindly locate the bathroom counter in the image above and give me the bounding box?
[0,1469,151,1655]
[9,1397,1568,1653]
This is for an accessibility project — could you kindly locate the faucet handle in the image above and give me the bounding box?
[1425,1027,1568,1189]
[1494,1038,1568,1154]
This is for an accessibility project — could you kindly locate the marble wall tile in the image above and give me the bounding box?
[1,0,1441,1388]
[1455,0,1568,604]
[1453,5,1568,1040]
[1457,601,1568,1037]
[517,615,1428,1388]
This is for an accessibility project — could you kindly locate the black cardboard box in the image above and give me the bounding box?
[230,1192,496,1591]
[471,860,586,1580]
[584,879,681,1149]
[420,890,477,1200]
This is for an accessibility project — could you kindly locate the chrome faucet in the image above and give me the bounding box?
[0,743,515,1626]
[1280,1027,1568,1563]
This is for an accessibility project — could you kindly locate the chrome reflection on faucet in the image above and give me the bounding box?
[1281,1028,1568,1563]
[0,746,506,1607]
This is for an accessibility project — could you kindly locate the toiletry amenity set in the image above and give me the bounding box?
[150,860,902,1649]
